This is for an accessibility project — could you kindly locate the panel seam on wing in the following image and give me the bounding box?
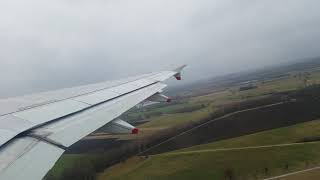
[71,99,93,106]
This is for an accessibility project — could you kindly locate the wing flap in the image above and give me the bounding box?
[0,137,64,180]
[0,116,34,146]
[0,100,90,147]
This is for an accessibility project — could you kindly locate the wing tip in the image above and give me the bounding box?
[173,65,187,80]
[173,64,187,73]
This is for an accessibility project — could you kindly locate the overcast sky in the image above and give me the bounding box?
[0,0,320,98]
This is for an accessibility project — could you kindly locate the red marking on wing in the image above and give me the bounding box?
[132,128,139,134]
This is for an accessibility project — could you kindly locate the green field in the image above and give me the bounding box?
[140,107,211,128]
[99,143,320,180]
[47,154,86,179]
[176,119,320,152]
[98,119,320,180]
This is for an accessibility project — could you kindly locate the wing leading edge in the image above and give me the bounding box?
[0,65,186,180]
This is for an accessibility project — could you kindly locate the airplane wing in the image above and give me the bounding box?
[0,65,186,180]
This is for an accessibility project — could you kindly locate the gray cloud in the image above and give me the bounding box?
[0,0,320,98]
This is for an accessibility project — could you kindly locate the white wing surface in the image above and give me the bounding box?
[0,66,186,180]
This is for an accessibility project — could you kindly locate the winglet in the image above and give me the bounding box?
[173,65,187,80]
[174,65,187,73]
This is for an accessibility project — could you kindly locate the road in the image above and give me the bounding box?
[263,166,320,180]
[162,141,320,156]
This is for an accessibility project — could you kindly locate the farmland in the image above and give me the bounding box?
[47,61,320,180]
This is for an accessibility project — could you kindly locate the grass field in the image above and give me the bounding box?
[140,107,212,128]
[47,154,86,179]
[98,119,320,180]
[98,143,320,180]
[176,119,320,152]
